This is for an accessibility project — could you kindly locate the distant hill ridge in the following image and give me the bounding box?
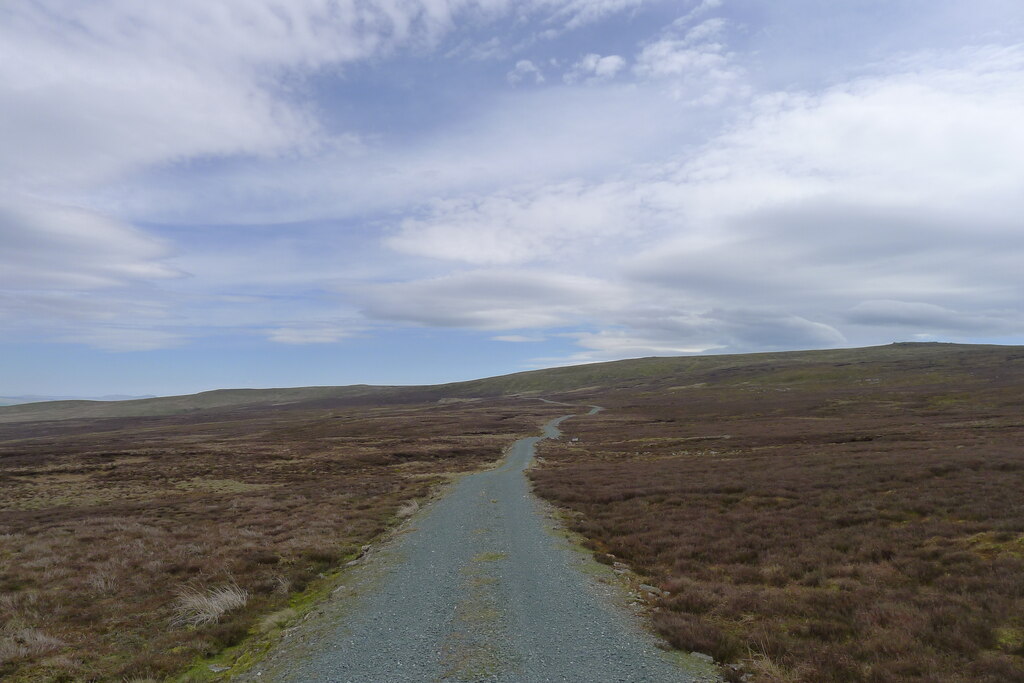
[0,394,155,406]
[1,342,1015,424]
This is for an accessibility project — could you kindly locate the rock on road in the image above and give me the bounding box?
[246,409,714,682]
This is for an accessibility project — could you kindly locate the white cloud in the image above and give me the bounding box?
[354,270,625,330]
[534,0,650,32]
[845,300,1015,335]
[58,327,186,352]
[507,59,546,84]
[847,300,964,328]
[266,325,357,344]
[633,18,747,103]
[121,81,696,229]
[385,178,649,264]
[563,330,716,359]
[1,2,331,190]
[372,44,1024,357]
[493,334,546,342]
[5,1,1024,364]
[563,53,627,84]
[635,39,727,79]
[529,307,848,365]
[664,0,723,31]
[0,199,180,290]
[1,0,671,353]
[0,197,185,348]
[0,0,661,193]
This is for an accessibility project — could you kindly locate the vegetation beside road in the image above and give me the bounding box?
[531,343,1024,682]
[0,396,564,681]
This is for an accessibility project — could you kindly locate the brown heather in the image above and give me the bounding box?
[531,344,1024,682]
[0,395,565,681]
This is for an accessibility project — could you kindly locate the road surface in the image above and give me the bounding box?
[245,409,714,682]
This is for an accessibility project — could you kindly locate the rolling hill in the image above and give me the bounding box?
[1,341,1012,423]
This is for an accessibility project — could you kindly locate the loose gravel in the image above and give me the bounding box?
[246,411,714,682]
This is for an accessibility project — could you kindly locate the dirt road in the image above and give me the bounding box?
[246,410,714,682]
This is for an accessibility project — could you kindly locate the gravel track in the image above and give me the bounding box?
[247,409,711,682]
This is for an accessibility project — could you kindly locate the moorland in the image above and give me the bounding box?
[532,343,1024,682]
[2,342,1022,682]
[0,392,566,680]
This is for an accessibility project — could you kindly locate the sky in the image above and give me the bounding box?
[2,0,1024,397]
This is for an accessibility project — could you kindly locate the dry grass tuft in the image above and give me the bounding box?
[0,627,64,665]
[171,583,249,627]
[396,499,420,518]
